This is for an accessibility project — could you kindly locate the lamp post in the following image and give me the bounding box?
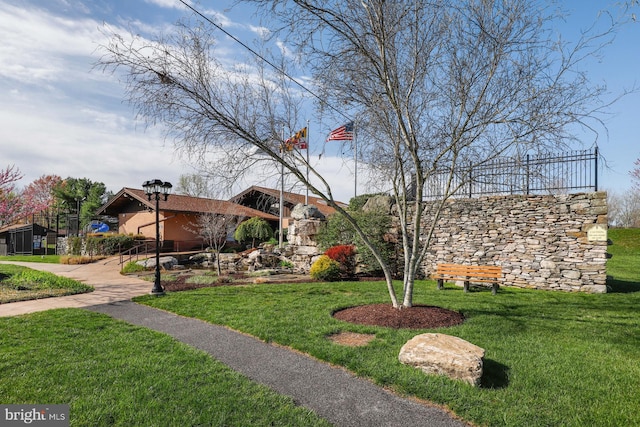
[142,179,172,295]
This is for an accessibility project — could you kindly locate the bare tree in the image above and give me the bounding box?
[607,190,640,228]
[632,158,640,193]
[198,212,240,275]
[97,1,622,308]
[175,174,217,198]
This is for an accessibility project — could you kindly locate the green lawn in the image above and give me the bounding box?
[131,228,640,427]
[606,228,640,291]
[0,264,93,303]
[0,255,60,263]
[0,309,330,427]
[1,229,638,426]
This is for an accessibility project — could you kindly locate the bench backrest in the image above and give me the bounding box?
[436,263,502,279]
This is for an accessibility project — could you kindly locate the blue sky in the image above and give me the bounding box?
[1,0,638,203]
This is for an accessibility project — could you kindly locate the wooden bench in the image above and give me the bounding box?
[432,264,502,295]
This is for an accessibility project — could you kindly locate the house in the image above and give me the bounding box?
[229,185,347,228]
[96,188,279,252]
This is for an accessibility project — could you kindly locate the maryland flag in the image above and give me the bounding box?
[284,127,308,150]
[294,127,308,149]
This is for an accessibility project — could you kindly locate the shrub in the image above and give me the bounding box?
[310,255,342,282]
[234,217,274,248]
[121,261,145,274]
[279,259,294,269]
[325,245,356,276]
[68,237,83,256]
[316,194,396,277]
[101,234,135,254]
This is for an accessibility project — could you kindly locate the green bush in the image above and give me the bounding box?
[234,217,274,248]
[68,237,83,256]
[316,194,396,276]
[279,259,294,269]
[102,234,135,254]
[86,234,136,256]
[121,261,145,274]
[309,255,341,281]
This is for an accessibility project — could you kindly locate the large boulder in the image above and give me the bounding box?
[362,194,393,213]
[137,256,179,270]
[291,203,325,220]
[398,333,485,387]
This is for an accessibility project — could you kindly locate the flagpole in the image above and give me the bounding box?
[354,122,357,198]
[306,120,310,205]
[279,125,285,249]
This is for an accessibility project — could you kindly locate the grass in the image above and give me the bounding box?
[0,309,330,427]
[130,228,640,427]
[606,228,640,291]
[0,264,94,303]
[1,228,638,426]
[0,255,60,263]
[121,261,145,274]
[185,274,219,285]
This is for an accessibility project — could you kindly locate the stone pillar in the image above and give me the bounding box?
[287,204,326,272]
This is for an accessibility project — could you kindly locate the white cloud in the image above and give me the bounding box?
[0,3,110,85]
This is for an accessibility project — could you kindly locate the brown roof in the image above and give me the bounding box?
[97,188,279,221]
[230,185,347,217]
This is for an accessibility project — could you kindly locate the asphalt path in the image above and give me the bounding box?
[2,260,472,427]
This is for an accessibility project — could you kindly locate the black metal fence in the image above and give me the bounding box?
[422,147,599,199]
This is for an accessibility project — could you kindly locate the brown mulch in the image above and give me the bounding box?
[333,303,465,329]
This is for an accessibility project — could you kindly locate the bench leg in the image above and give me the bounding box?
[492,282,498,295]
[437,279,443,290]
[464,280,470,293]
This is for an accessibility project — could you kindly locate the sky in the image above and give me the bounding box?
[1,0,638,204]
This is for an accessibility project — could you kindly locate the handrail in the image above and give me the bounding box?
[119,241,156,265]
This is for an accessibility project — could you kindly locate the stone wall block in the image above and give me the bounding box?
[414,192,607,293]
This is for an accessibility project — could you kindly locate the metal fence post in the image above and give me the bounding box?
[594,146,599,192]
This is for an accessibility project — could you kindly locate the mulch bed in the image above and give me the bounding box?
[333,303,465,329]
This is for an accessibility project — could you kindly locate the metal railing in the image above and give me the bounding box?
[422,148,599,199]
[118,241,156,265]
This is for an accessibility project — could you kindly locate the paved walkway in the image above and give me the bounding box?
[0,258,151,317]
[0,260,471,427]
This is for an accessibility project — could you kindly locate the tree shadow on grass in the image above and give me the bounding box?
[481,359,510,389]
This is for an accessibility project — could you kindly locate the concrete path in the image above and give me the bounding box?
[0,260,471,427]
[0,258,151,317]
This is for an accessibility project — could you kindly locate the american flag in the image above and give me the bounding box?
[326,122,354,141]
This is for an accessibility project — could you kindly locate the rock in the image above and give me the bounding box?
[291,204,325,220]
[580,284,607,294]
[362,194,393,213]
[561,269,581,279]
[137,256,178,270]
[398,333,485,387]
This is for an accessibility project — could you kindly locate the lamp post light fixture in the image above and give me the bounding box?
[142,179,173,295]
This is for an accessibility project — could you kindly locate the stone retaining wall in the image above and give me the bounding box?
[416,192,608,292]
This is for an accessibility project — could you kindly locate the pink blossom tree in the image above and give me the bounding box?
[21,175,63,227]
[0,165,24,226]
